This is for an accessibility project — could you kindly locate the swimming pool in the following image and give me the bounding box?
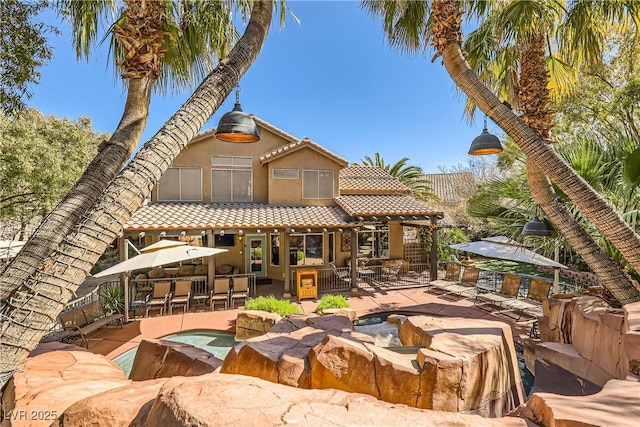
[113,330,237,377]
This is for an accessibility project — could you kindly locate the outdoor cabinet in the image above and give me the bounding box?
[296,268,317,300]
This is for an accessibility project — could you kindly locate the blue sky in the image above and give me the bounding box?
[29,1,496,173]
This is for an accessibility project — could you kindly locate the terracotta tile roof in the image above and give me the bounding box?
[251,116,302,144]
[260,136,349,167]
[339,166,409,194]
[124,202,355,231]
[422,172,477,204]
[335,195,441,218]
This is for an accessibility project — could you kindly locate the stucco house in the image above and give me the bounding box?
[122,116,442,297]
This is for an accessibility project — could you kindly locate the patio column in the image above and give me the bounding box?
[350,228,358,292]
[283,229,291,298]
[429,216,438,281]
[207,230,215,285]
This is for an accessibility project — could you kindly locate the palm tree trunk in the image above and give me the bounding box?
[431,0,640,281]
[0,0,273,390]
[518,31,640,304]
[0,77,151,301]
[527,159,639,304]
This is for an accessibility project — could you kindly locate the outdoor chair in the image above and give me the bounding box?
[191,278,210,307]
[145,281,172,317]
[230,276,249,309]
[494,277,552,320]
[381,261,402,282]
[438,266,481,299]
[210,277,231,310]
[169,280,192,314]
[428,262,462,292]
[474,273,522,312]
[330,262,351,284]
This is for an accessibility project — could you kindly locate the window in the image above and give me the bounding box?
[214,234,235,247]
[272,168,299,180]
[270,234,280,266]
[212,155,252,167]
[302,170,334,199]
[157,167,202,201]
[211,156,252,202]
[289,234,324,266]
[357,226,389,259]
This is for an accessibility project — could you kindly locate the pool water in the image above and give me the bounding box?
[354,314,534,396]
[113,330,237,377]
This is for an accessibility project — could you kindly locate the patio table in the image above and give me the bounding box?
[357,268,375,284]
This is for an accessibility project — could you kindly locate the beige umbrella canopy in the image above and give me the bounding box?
[139,239,187,253]
[93,240,227,322]
[93,243,227,278]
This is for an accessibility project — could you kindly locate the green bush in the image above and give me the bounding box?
[244,295,300,316]
[315,294,349,313]
[100,284,124,315]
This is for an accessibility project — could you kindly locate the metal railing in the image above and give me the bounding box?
[288,261,586,298]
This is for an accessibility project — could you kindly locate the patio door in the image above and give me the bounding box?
[245,235,266,278]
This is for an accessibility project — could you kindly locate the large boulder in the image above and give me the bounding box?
[222,314,525,417]
[309,335,378,396]
[52,379,167,427]
[533,295,639,394]
[623,301,640,376]
[521,379,640,427]
[222,314,363,388]
[129,338,223,381]
[399,316,525,416]
[143,372,529,427]
[1,342,128,427]
[235,310,282,340]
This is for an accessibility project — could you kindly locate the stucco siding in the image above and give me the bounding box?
[267,148,342,206]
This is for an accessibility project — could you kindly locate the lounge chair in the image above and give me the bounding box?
[494,277,552,320]
[210,277,231,310]
[169,280,192,314]
[474,273,522,312]
[145,281,172,316]
[438,266,481,299]
[230,276,250,309]
[428,262,462,292]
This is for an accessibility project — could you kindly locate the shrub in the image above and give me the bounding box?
[100,284,124,315]
[315,294,349,313]
[244,295,300,316]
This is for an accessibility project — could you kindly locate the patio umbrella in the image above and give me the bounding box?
[139,239,187,253]
[93,243,227,322]
[93,244,227,277]
[449,236,566,269]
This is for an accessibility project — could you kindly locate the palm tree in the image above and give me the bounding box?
[355,152,438,201]
[0,0,236,304]
[362,0,640,303]
[462,1,639,302]
[0,0,274,389]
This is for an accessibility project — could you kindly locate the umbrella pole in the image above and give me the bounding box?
[124,274,130,323]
